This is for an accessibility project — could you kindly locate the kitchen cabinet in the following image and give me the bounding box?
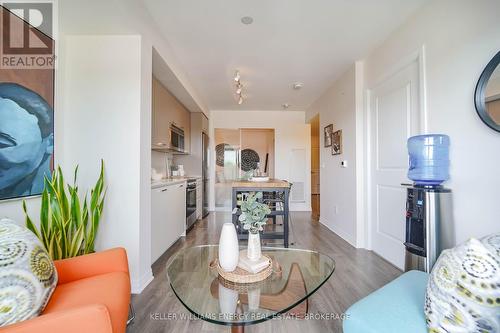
[151,182,186,263]
[152,77,190,152]
[175,112,209,175]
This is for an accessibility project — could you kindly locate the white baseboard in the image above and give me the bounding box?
[319,217,357,247]
[131,269,154,294]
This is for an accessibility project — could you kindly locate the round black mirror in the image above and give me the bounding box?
[475,51,500,132]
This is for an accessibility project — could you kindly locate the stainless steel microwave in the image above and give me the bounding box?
[169,124,185,153]
[152,124,186,153]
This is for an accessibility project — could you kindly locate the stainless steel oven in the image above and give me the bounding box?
[186,179,197,230]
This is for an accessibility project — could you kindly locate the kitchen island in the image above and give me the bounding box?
[231,179,291,247]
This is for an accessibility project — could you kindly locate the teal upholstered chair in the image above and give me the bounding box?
[343,270,428,333]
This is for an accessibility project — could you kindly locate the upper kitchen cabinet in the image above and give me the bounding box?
[152,77,191,153]
[175,112,209,176]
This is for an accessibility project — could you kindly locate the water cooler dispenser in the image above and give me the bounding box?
[403,134,454,273]
[404,185,453,272]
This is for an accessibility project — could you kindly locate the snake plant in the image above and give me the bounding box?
[23,161,106,260]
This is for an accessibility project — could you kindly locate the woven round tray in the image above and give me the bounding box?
[210,255,273,284]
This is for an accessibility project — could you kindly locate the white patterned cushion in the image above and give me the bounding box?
[425,233,500,333]
[0,218,58,326]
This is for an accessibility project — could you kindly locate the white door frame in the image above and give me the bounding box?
[362,46,428,251]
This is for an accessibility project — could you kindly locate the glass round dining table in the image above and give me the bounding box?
[166,245,335,332]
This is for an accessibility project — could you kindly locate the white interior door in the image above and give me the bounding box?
[369,60,420,269]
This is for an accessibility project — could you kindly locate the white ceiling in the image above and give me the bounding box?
[142,0,430,111]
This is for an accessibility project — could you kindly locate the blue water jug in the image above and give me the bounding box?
[407,134,450,186]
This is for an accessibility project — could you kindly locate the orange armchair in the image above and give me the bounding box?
[1,248,131,333]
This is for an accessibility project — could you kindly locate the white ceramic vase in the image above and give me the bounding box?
[219,223,239,272]
[218,283,239,318]
[247,288,261,311]
[247,232,262,261]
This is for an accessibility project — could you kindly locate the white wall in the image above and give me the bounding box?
[60,35,153,293]
[306,0,500,248]
[306,66,360,246]
[139,41,154,291]
[209,111,311,212]
[363,0,500,244]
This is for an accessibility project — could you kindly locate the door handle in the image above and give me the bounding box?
[161,188,168,192]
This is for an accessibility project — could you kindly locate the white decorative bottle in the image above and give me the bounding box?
[218,282,239,318]
[218,223,239,272]
[247,232,262,261]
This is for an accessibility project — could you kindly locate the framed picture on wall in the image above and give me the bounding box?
[0,6,55,201]
[332,130,342,155]
[324,124,333,147]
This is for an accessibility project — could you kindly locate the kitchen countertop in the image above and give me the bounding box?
[151,178,187,189]
[231,179,291,188]
[151,176,201,189]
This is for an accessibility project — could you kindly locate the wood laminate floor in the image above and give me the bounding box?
[128,212,401,333]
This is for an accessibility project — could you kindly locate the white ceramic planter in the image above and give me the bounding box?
[218,223,239,272]
[247,232,262,261]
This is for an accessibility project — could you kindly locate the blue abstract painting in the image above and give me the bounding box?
[0,83,54,200]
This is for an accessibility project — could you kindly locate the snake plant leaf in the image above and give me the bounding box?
[23,201,41,240]
[57,166,70,222]
[69,224,85,257]
[60,227,68,258]
[70,186,82,229]
[90,161,104,209]
[44,174,56,196]
[40,188,50,246]
[86,207,101,253]
[49,195,62,231]
[86,161,105,253]
[73,164,79,186]
[47,232,54,259]
[48,232,62,260]
[54,232,63,260]
[82,194,89,232]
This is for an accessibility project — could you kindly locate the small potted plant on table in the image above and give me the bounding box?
[237,192,271,261]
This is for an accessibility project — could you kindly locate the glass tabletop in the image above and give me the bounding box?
[166,245,335,326]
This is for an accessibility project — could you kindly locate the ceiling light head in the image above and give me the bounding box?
[241,16,253,25]
[234,71,241,82]
[292,82,304,90]
[235,86,242,95]
[238,95,244,105]
[282,103,291,110]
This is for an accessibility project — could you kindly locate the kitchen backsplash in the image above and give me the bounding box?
[151,150,173,178]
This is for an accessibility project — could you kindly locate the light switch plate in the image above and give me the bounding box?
[341,160,348,168]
